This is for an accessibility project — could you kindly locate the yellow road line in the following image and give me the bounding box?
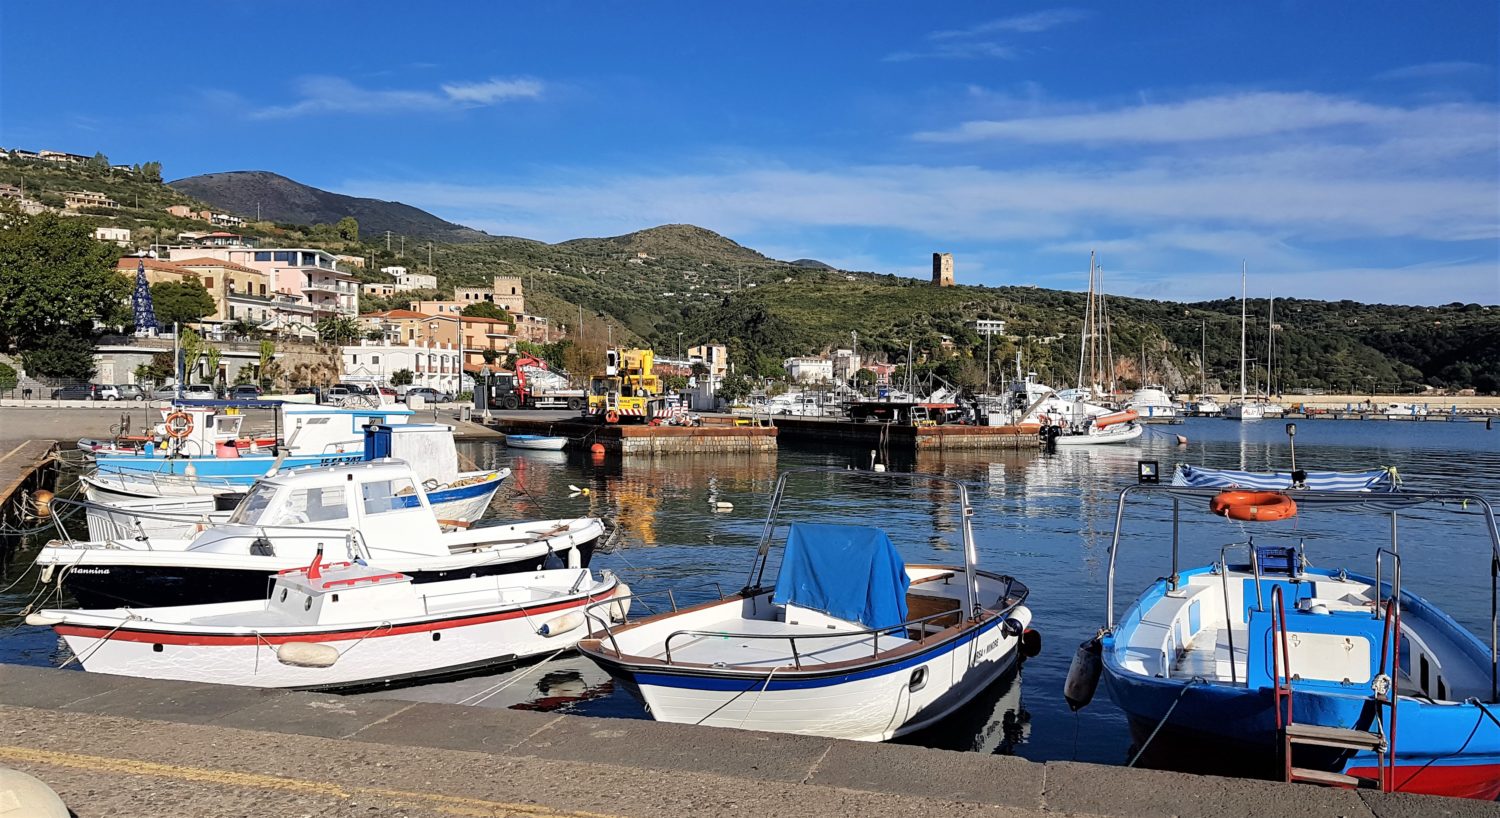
[0,745,624,818]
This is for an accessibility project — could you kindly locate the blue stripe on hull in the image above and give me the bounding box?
[95,453,363,484]
[632,615,1005,692]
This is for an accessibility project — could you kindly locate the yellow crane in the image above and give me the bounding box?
[588,348,662,423]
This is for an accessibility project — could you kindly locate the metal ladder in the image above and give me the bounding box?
[1274,572,1401,791]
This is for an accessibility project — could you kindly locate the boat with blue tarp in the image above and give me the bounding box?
[577,467,1036,741]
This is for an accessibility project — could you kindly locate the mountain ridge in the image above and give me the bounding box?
[169,171,492,243]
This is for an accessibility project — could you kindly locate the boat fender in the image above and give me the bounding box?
[276,642,339,668]
[23,611,64,627]
[39,564,54,584]
[1002,617,1025,638]
[1064,636,1104,711]
[1021,628,1042,659]
[609,582,633,623]
[538,611,585,637]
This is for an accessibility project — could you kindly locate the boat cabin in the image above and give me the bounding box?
[270,561,422,625]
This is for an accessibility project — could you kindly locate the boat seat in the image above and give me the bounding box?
[905,592,961,635]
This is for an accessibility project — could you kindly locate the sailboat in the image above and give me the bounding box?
[1223,262,1265,421]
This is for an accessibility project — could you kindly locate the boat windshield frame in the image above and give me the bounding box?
[1101,483,1500,699]
[745,467,983,621]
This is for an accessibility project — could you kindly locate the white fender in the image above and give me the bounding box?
[276,642,339,668]
[538,611,584,637]
[609,582,633,623]
[39,565,55,584]
[24,611,64,627]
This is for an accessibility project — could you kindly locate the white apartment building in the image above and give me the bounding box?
[784,356,834,383]
[343,340,461,396]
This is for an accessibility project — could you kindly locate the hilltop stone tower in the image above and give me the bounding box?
[491,275,525,314]
[932,253,954,287]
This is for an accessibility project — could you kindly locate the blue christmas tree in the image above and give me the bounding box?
[131,259,158,332]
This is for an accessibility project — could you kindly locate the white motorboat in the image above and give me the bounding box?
[578,468,1035,742]
[29,560,624,691]
[37,460,604,609]
[1050,412,1144,445]
[504,434,569,451]
[1125,386,1178,420]
[1383,403,1430,419]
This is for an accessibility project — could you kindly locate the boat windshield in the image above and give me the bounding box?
[226,484,278,525]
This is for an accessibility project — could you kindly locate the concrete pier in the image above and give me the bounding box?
[0,664,1486,817]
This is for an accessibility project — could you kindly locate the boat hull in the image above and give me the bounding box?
[505,435,569,451]
[55,537,598,609]
[592,606,1030,742]
[56,580,617,691]
[1054,424,1143,445]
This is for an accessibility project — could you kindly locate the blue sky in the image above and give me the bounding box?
[3,1,1496,304]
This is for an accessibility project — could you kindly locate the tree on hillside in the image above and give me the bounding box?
[0,362,18,391]
[150,281,217,327]
[88,152,110,170]
[462,301,510,321]
[336,216,359,242]
[0,204,128,374]
[138,161,163,182]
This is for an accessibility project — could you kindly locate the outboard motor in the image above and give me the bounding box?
[1041,424,1061,452]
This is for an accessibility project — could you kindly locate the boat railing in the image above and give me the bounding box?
[47,498,373,559]
[657,607,989,670]
[1374,547,1402,619]
[581,584,730,655]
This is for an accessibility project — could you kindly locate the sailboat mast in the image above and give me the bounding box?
[1238,261,1247,401]
[1200,320,1207,397]
[1077,252,1093,390]
[1267,294,1276,397]
[1101,270,1115,394]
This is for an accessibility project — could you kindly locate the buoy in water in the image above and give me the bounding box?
[589,443,606,456]
[538,610,585,637]
[1175,435,1188,446]
[1063,637,1103,711]
[712,500,733,511]
[31,489,54,518]
[276,642,339,668]
[1021,627,1042,659]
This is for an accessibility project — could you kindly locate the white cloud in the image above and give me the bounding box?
[1374,61,1489,81]
[914,92,1497,145]
[441,78,543,104]
[886,8,1086,61]
[929,9,1090,39]
[250,75,542,119]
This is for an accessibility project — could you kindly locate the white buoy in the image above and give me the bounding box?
[276,642,339,668]
[23,611,63,627]
[873,463,887,472]
[712,501,733,511]
[538,611,585,637]
[0,768,70,817]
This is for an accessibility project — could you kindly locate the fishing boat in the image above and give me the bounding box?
[577,468,1036,742]
[81,424,508,528]
[505,434,569,451]
[1125,386,1179,421]
[1068,471,1500,799]
[91,399,415,480]
[35,460,604,608]
[27,557,624,691]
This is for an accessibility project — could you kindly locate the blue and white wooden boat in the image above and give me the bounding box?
[92,400,415,482]
[1073,479,1500,799]
[578,467,1035,741]
[504,434,569,451]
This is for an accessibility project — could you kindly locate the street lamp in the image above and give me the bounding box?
[677,331,683,360]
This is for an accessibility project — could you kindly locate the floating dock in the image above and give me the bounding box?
[486,414,778,456]
[772,416,1038,452]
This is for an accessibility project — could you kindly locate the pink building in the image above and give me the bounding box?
[167,246,358,318]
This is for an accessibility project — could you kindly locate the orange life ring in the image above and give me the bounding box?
[1210,490,1297,522]
[1038,414,1051,426]
[164,411,194,439]
[604,409,620,424]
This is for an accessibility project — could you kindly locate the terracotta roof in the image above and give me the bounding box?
[172,257,262,275]
[360,309,431,319]
[116,258,193,274]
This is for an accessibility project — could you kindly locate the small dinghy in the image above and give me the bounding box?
[29,556,624,691]
[505,434,569,451]
[1075,476,1500,800]
[578,467,1034,741]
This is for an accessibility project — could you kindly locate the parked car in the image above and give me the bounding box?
[404,387,451,404]
[52,384,100,401]
[151,385,181,401]
[372,386,398,400]
[229,384,262,400]
[326,385,355,404]
[293,385,324,403]
[114,384,146,402]
[183,384,215,398]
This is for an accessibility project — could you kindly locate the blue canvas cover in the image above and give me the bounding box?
[1171,465,1398,492]
[772,523,910,631]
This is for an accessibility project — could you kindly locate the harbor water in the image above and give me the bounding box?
[2,418,1497,771]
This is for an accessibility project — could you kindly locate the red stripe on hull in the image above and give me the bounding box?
[54,586,615,647]
[1346,763,1500,801]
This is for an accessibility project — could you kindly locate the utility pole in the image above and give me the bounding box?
[385,231,392,252]
[399,236,405,258]
[427,242,433,275]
